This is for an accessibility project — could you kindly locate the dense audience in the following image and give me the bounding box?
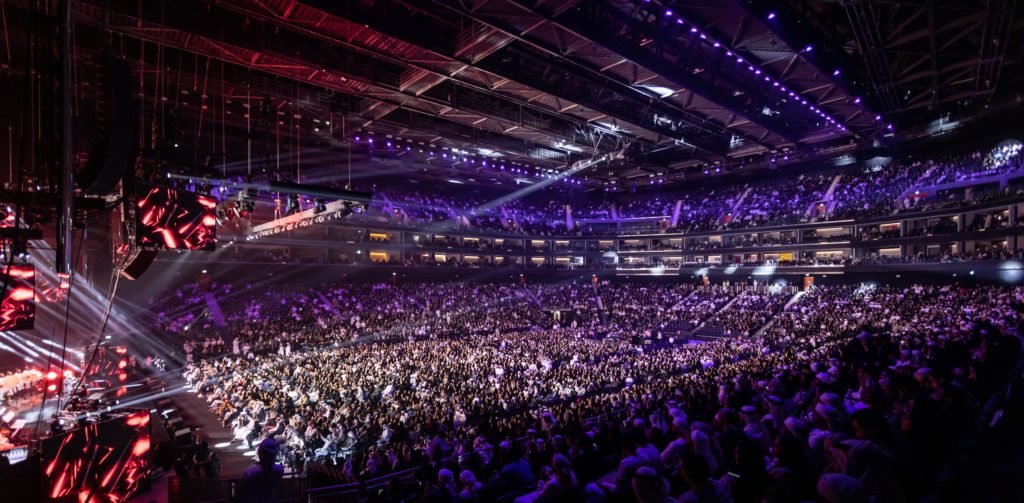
[173,277,1024,502]
[335,145,1024,237]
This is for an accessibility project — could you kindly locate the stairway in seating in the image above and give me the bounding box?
[592,282,608,327]
[728,187,753,216]
[805,174,845,220]
[314,291,343,318]
[823,174,843,199]
[747,291,803,338]
[692,292,741,332]
[669,288,700,311]
[203,293,230,346]
[784,290,806,309]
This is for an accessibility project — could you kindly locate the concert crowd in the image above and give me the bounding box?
[171,279,1024,502]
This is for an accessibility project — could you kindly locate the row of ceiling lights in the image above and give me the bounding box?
[642,0,894,133]
[350,132,589,185]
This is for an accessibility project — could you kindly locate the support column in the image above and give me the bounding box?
[57,0,74,275]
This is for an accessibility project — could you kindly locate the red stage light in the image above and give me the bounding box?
[46,371,58,380]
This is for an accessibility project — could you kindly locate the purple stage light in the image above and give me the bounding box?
[875,115,882,121]
[691,27,698,33]
[854,97,861,104]
[368,138,374,143]
[676,19,683,24]
[713,42,720,47]
[664,9,672,16]
[354,136,360,141]
[726,50,732,56]
[386,141,392,147]
[754,69,761,74]
[804,45,813,52]
[768,12,776,20]
[833,69,840,76]
[887,124,894,130]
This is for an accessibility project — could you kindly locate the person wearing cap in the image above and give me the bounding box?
[631,465,674,503]
[739,406,772,456]
[235,438,285,503]
[661,416,691,470]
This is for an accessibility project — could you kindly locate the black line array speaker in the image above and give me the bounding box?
[76,51,138,196]
[120,249,157,281]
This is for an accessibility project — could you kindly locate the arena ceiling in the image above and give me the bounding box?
[2,0,1023,188]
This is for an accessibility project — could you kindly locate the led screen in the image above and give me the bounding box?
[135,183,217,251]
[0,264,35,331]
[41,410,152,502]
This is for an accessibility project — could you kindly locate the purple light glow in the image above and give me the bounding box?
[676,19,683,25]
[833,69,840,76]
[768,12,776,20]
[754,69,761,74]
[713,42,720,47]
[854,97,861,104]
[875,115,882,121]
[664,9,672,16]
[691,27,698,33]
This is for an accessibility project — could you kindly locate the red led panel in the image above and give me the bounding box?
[0,264,35,331]
[135,184,217,251]
[41,410,152,502]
